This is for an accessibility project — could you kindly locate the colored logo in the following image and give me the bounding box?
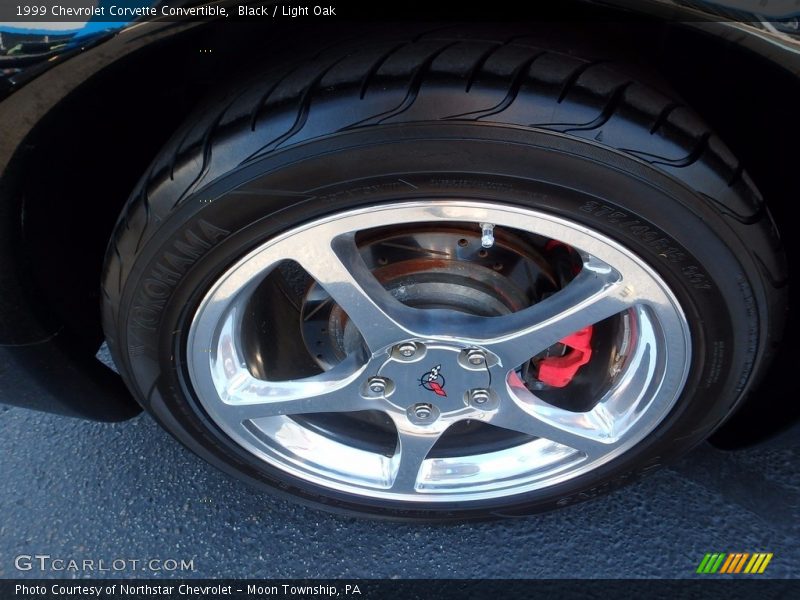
[696,553,773,574]
[419,365,447,397]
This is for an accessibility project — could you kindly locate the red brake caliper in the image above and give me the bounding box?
[536,326,594,388]
[535,240,594,387]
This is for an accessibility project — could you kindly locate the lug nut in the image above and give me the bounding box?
[467,349,485,366]
[413,404,433,419]
[368,377,387,394]
[393,341,426,361]
[398,343,417,358]
[407,402,439,425]
[470,389,491,405]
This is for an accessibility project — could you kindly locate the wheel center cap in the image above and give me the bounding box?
[369,342,499,416]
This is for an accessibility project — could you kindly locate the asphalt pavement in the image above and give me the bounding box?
[1,388,798,579]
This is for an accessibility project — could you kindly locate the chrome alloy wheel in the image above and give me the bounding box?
[186,201,691,503]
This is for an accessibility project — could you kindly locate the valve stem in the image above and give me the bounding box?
[480,223,495,248]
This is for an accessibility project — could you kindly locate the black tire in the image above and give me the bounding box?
[102,29,786,520]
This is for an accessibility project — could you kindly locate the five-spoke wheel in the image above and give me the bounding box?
[187,202,691,501]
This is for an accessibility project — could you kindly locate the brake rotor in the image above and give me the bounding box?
[300,225,559,369]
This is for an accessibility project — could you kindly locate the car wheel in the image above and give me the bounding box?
[102,32,786,520]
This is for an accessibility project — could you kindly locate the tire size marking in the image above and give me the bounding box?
[703,340,726,389]
[579,200,712,289]
[129,219,230,333]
